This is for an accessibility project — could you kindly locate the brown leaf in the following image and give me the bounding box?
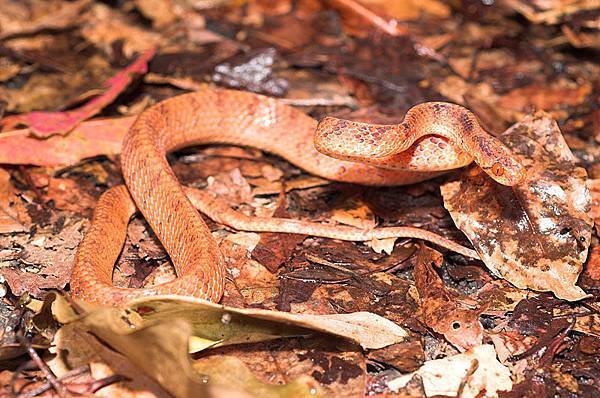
[582,246,600,286]
[367,340,425,372]
[362,0,451,20]
[441,111,593,301]
[325,0,410,37]
[0,168,30,233]
[134,0,179,28]
[0,0,92,41]
[589,178,600,234]
[387,345,512,397]
[496,81,592,121]
[0,53,111,114]
[252,198,306,273]
[46,178,96,214]
[212,48,288,97]
[206,168,254,207]
[413,245,484,351]
[81,3,163,57]
[55,307,326,397]
[489,331,535,363]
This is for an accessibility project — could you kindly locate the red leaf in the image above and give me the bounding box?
[0,116,135,167]
[0,48,155,138]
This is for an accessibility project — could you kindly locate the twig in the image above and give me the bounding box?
[15,334,67,398]
[17,367,89,398]
[325,0,409,37]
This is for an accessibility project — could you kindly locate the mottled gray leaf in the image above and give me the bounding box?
[441,111,592,301]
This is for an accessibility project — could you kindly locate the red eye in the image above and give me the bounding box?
[492,163,505,177]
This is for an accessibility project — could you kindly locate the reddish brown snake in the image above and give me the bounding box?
[70,88,525,305]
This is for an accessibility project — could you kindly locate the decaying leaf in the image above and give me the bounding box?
[496,81,592,121]
[441,111,593,301]
[134,0,179,28]
[589,179,600,234]
[365,236,397,255]
[387,344,512,398]
[212,48,289,97]
[330,198,377,230]
[251,199,307,273]
[413,245,483,352]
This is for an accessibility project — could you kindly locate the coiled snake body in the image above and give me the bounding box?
[71,89,525,306]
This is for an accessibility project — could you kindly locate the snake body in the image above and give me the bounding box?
[70,89,525,306]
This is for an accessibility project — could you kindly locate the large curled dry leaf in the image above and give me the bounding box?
[54,312,322,398]
[441,111,592,301]
[124,295,407,350]
[54,294,406,351]
[53,291,404,397]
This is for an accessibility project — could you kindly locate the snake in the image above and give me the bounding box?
[70,88,525,306]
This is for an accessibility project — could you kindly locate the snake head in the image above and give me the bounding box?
[314,117,401,164]
[474,134,526,186]
[483,157,526,186]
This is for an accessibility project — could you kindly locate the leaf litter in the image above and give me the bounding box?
[0,0,598,397]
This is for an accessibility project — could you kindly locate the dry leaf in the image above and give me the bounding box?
[441,112,592,301]
[251,203,307,273]
[193,356,324,398]
[46,178,96,214]
[212,48,288,97]
[589,179,600,232]
[365,236,397,255]
[206,168,255,206]
[359,0,450,20]
[134,0,179,28]
[496,81,592,121]
[53,296,325,398]
[0,168,30,233]
[326,0,409,37]
[99,295,408,350]
[51,292,404,396]
[225,232,262,252]
[387,344,512,398]
[331,198,377,230]
[81,3,163,57]
[0,0,92,41]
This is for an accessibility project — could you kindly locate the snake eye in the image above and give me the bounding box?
[492,162,505,177]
